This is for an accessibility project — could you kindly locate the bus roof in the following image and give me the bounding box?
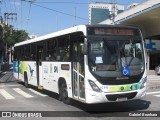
[14,25,86,47]
[14,24,139,47]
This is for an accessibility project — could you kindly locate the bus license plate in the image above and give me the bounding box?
[116,97,127,102]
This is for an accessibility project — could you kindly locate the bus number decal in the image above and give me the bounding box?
[54,66,58,73]
[100,85,109,90]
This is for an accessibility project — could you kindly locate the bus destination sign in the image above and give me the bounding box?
[94,28,134,35]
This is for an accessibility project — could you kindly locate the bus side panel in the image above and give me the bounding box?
[26,61,37,86]
[17,61,24,82]
[13,61,19,80]
[18,61,37,86]
[42,62,72,97]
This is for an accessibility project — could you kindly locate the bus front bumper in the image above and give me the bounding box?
[85,87,146,104]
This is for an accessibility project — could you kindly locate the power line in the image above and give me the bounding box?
[21,0,23,29]
[11,0,18,30]
[26,2,32,32]
[35,1,88,5]
[3,0,8,13]
[32,3,88,21]
[21,0,36,33]
[13,0,17,13]
[9,0,13,12]
[2,0,18,27]
[21,1,155,26]
[34,1,157,6]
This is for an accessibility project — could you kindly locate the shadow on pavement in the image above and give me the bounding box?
[0,71,18,83]
[71,99,151,113]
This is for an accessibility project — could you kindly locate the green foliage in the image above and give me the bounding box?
[0,24,29,46]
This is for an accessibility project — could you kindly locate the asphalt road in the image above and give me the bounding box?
[0,71,160,120]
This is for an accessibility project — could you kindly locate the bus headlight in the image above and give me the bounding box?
[140,77,147,89]
[88,80,102,92]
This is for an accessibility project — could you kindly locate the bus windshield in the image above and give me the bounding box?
[88,36,145,78]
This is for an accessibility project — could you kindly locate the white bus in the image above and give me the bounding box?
[13,25,147,104]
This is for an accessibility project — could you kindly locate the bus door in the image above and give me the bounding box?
[72,40,85,100]
[36,46,43,87]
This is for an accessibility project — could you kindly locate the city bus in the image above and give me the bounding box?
[13,24,147,104]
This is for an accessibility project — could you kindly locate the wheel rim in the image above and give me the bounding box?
[62,87,68,100]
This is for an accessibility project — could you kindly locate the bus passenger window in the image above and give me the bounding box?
[48,53,56,61]
[63,52,69,61]
[30,54,35,60]
[30,43,36,61]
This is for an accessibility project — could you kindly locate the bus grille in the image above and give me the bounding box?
[106,92,137,101]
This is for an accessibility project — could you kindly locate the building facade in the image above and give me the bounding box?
[88,2,124,24]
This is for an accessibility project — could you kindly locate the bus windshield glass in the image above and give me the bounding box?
[88,36,145,78]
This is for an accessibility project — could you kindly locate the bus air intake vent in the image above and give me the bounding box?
[106,92,137,101]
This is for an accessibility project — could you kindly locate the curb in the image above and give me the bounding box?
[147,86,160,90]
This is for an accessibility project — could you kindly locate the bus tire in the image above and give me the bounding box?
[59,83,71,104]
[24,73,29,88]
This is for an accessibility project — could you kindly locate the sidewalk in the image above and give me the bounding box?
[147,70,160,89]
[147,70,160,80]
[0,63,14,83]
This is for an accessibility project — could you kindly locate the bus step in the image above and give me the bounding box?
[38,86,43,90]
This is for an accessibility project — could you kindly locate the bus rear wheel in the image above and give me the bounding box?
[59,83,71,104]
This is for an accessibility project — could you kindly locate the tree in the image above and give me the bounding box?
[0,24,29,63]
[2,25,29,46]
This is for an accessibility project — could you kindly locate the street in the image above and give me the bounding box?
[1,0,160,119]
[0,71,160,120]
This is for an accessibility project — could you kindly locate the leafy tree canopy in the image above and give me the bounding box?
[0,24,29,46]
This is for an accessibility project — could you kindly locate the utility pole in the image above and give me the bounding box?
[0,2,4,65]
[0,0,3,66]
[0,23,4,65]
[3,13,16,65]
[4,13,17,25]
[110,0,116,24]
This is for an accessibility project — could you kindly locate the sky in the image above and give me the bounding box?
[1,0,144,37]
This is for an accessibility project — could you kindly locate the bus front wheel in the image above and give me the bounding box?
[59,83,71,104]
